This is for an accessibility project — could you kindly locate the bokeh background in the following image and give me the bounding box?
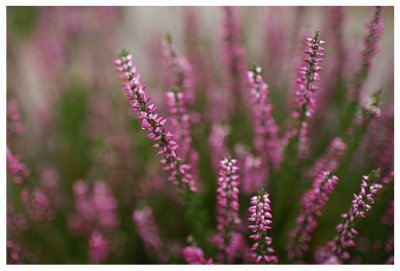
[6,6,394,264]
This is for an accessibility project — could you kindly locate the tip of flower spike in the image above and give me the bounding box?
[118,49,129,58]
[250,63,261,74]
[314,29,320,41]
[166,32,173,44]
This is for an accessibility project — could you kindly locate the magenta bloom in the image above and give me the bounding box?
[248,191,278,263]
[288,171,339,260]
[215,157,241,263]
[247,64,281,170]
[292,30,326,157]
[114,50,197,192]
[324,169,382,262]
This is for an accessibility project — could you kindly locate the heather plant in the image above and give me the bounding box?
[6,6,394,265]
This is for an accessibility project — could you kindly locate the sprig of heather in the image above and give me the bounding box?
[290,30,326,158]
[287,171,339,260]
[324,169,382,262]
[248,190,278,264]
[114,50,197,192]
[247,64,281,169]
[215,157,241,263]
[307,138,346,179]
[133,206,167,262]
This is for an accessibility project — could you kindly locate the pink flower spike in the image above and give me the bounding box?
[324,169,383,262]
[248,190,278,264]
[114,50,197,193]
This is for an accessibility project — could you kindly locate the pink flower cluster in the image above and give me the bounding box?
[325,170,382,261]
[114,52,197,192]
[215,157,241,262]
[69,181,119,235]
[248,192,278,263]
[287,171,339,260]
[247,64,281,169]
[89,231,109,263]
[307,138,346,179]
[7,240,24,264]
[182,246,213,264]
[6,147,30,184]
[20,187,54,221]
[132,206,165,262]
[292,31,326,156]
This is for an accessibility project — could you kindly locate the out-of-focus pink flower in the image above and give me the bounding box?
[182,246,213,264]
[7,147,30,184]
[20,187,54,221]
[7,240,24,264]
[132,206,166,262]
[221,6,247,112]
[288,171,339,260]
[208,123,231,171]
[69,180,119,236]
[349,6,385,102]
[89,231,109,263]
[307,138,346,179]
[234,144,266,195]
